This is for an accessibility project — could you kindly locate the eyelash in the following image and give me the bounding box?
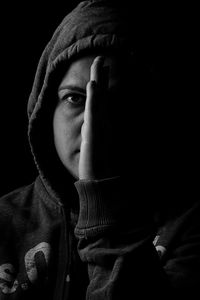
[60,93,86,106]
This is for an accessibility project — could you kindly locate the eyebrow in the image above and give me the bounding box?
[58,85,86,94]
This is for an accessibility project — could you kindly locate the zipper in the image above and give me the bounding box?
[54,204,71,300]
[61,205,72,300]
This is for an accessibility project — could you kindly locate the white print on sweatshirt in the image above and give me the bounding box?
[0,239,165,295]
[0,242,50,294]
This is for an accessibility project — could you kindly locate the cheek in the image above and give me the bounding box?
[53,106,83,155]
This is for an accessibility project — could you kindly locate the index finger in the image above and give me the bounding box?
[90,56,109,91]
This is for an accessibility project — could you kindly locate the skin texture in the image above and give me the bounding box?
[53,54,133,180]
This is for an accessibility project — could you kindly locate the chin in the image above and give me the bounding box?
[66,160,79,180]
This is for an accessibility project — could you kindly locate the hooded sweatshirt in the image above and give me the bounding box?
[0,1,200,299]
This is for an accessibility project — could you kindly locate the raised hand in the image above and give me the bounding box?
[79,56,111,180]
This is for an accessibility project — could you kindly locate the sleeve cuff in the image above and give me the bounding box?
[74,176,154,238]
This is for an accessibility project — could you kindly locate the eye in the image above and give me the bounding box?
[61,93,86,106]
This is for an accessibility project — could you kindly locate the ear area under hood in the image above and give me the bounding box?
[27,0,136,203]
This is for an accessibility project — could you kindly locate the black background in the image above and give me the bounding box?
[0,1,198,199]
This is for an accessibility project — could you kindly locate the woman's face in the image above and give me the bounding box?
[53,54,132,179]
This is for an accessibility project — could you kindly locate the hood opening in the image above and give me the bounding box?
[27,0,159,207]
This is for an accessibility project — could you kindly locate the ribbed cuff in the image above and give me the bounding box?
[75,176,120,228]
[74,177,154,238]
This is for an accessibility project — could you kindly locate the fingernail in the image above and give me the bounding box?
[98,55,105,61]
[96,55,105,64]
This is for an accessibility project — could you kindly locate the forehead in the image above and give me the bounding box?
[58,54,129,89]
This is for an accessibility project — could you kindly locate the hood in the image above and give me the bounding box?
[27,0,141,204]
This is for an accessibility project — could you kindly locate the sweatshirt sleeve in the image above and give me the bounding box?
[74,177,169,299]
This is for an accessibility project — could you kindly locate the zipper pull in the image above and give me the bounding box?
[66,274,70,283]
[64,274,71,299]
